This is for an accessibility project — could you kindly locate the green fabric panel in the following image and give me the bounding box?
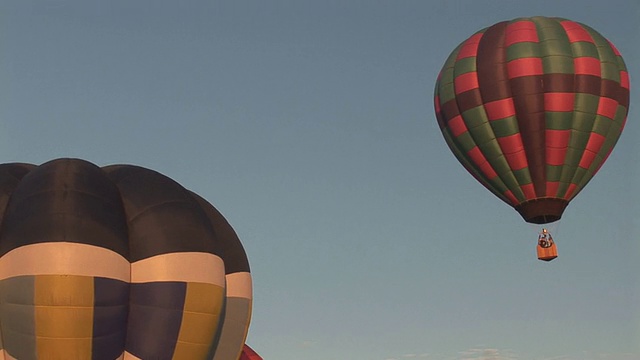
[538,39,573,58]
[546,165,563,182]
[486,152,513,177]
[486,175,520,202]
[477,137,502,161]
[599,122,623,158]
[564,146,585,167]
[592,115,613,135]
[583,25,620,81]
[557,164,578,196]
[0,276,37,360]
[574,93,599,114]
[437,46,460,103]
[453,57,476,76]
[568,130,591,154]
[615,54,628,72]
[454,131,476,153]
[600,62,620,82]
[573,111,598,132]
[438,83,456,104]
[613,105,628,128]
[570,41,599,58]
[469,123,495,146]
[461,106,489,130]
[556,181,573,198]
[491,117,520,137]
[576,111,602,132]
[439,64,456,83]
[512,168,533,186]
[591,115,611,136]
[506,42,540,62]
[571,167,588,186]
[542,55,574,74]
[535,17,574,78]
[539,38,573,57]
[441,44,461,72]
[546,111,574,130]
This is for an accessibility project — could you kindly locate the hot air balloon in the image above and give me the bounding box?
[239,344,263,360]
[0,158,253,359]
[434,16,630,260]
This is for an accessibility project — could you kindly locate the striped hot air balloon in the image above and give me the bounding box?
[434,16,630,225]
[0,158,253,360]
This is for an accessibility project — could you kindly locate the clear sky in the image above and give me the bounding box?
[0,1,638,359]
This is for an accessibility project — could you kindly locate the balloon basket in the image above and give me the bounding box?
[537,243,558,261]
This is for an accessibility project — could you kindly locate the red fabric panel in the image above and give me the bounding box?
[497,133,528,170]
[546,130,571,148]
[434,95,441,113]
[546,181,560,197]
[564,183,578,199]
[574,57,601,76]
[504,150,528,170]
[505,20,539,46]
[454,72,479,94]
[585,132,606,153]
[546,148,566,166]
[544,93,575,112]
[578,150,598,169]
[546,129,571,166]
[448,115,467,137]
[503,190,520,206]
[507,58,543,78]
[484,98,516,120]
[596,97,619,119]
[521,183,536,199]
[456,33,483,59]
[560,21,594,43]
[620,71,630,89]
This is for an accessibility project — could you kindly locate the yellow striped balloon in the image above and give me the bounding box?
[0,158,253,360]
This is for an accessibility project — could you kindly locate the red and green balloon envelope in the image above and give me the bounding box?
[0,159,253,360]
[434,16,630,224]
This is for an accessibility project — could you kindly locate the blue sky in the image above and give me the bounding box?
[0,1,638,359]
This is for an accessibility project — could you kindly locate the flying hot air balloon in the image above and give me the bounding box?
[434,16,630,260]
[0,158,253,359]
